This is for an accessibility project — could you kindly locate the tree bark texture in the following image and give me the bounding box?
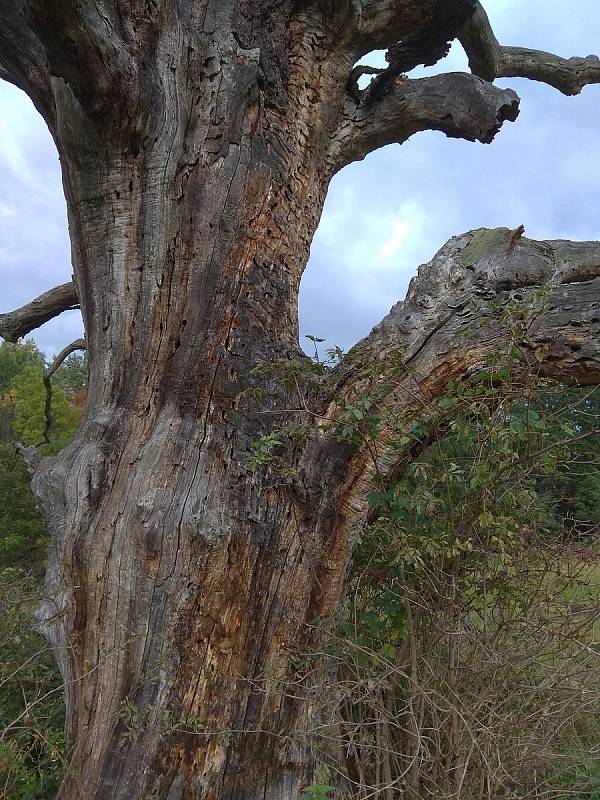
[1,2,599,799]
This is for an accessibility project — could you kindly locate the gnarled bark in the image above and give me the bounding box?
[1,2,599,799]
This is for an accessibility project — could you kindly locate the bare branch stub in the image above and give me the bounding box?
[0,282,80,343]
[330,73,519,170]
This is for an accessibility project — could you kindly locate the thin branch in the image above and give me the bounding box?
[329,73,519,170]
[39,338,86,446]
[0,282,80,343]
[45,338,87,381]
[14,337,86,470]
[347,65,385,102]
[460,1,600,95]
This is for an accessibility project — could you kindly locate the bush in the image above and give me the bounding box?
[0,568,64,800]
[310,371,600,798]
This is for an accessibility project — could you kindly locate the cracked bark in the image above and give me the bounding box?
[0,2,599,798]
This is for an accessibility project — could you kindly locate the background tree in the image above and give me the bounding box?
[0,3,599,799]
[0,341,85,800]
[0,340,84,568]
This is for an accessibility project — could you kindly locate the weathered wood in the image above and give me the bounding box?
[323,230,600,513]
[460,1,600,94]
[329,72,520,169]
[23,6,357,797]
[0,3,599,799]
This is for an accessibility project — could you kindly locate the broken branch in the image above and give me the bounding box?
[326,228,600,476]
[330,72,519,170]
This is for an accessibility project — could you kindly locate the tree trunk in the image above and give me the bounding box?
[30,10,355,798]
[2,3,600,798]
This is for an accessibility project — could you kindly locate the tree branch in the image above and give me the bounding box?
[459,1,600,95]
[29,1,134,112]
[45,338,86,381]
[308,229,600,526]
[350,0,477,57]
[0,0,54,119]
[329,73,519,170]
[457,1,501,82]
[39,338,86,446]
[498,48,600,96]
[0,0,133,116]
[354,229,600,385]
[0,282,80,343]
[368,0,476,99]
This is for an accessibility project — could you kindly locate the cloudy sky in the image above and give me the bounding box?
[1,0,600,357]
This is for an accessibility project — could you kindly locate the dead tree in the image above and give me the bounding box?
[1,2,599,798]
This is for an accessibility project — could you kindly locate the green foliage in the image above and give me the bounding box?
[248,431,283,470]
[331,358,600,798]
[536,387,600,532]
[0,568,64,800]
[0,341,84,573]
[300,785,334,800]
[12,366,79,452]
[116,699,144,744]
[0,445,47,569]
[0,339,85,798]
[1,316,598,798]
[0,341,44,396]
[248,304,600,797]
[51,353,87,400]
[0,342,45,444]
